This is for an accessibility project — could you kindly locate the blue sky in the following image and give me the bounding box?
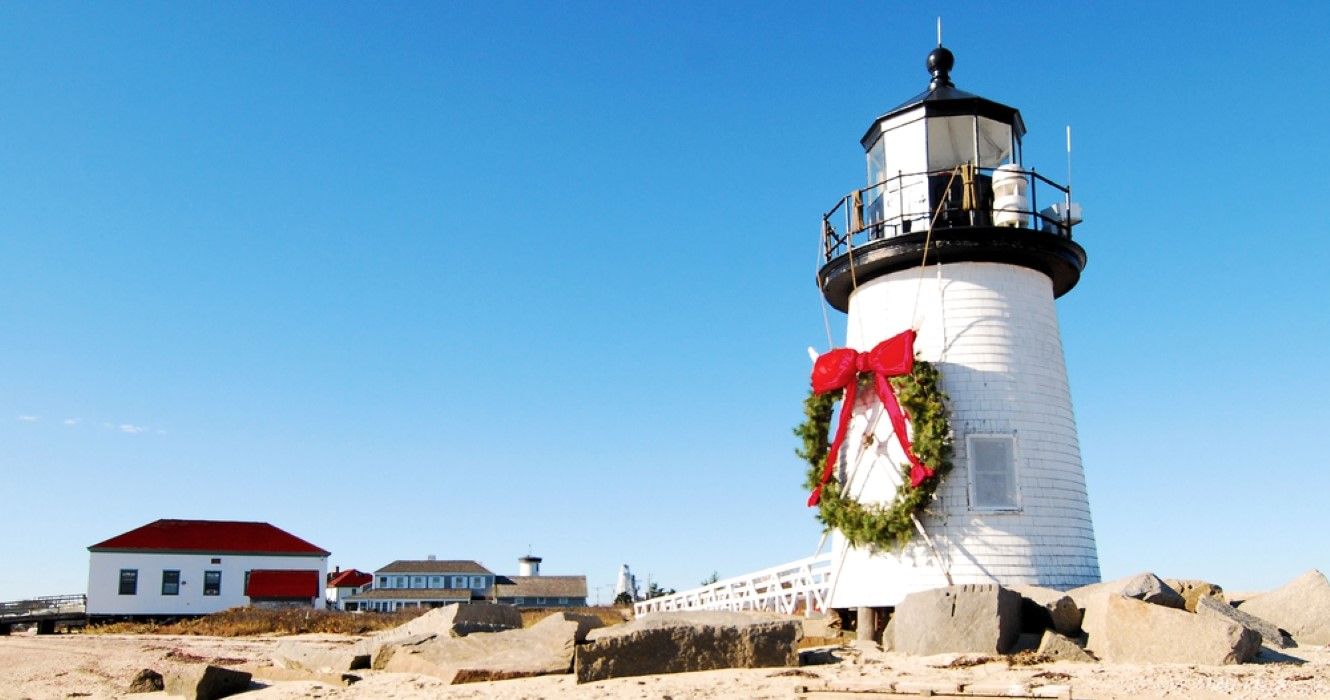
[2,2,1327,603]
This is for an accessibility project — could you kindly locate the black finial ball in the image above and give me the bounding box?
[927,46,954,88]
[927,47,954,76]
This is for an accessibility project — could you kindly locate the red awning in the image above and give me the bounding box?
[246,569,319,599]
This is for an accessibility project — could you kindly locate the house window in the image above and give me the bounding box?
[378,576,388,588]
[210,558,222,564]
[411,576,426,588]
[118,569,138,595]
[514,597,524,604]
[450,575,466,588]
[395,576,408,588]
[429,576,443,588]
[535,597,546,605]
[469,575,484,589]
[204,571,222,596]
[968,434,1019,510]
[162,570,181,596]
[559,597,569,605]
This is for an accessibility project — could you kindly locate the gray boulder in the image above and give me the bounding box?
[1010,585,1083,636]
[127,668,164,693]
[1036,630,1095,662]
[1196,596,1293,649]
[381,611,603,684]
[368,602,524,667]
[1236,570,1330,645]
[1101,595,1259,664]
[163,665,252,700]
[1164,579,1226,612]
[1067,573,1184,652]
[574,611,801,683]
[385,602,523,640]
[272,639,370,674]
[890,584,1022,655]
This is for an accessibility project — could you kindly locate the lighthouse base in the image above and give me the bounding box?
[827,526,1089,609]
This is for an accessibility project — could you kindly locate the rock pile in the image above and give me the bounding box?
[1234,569,1330,645]
[247,570,1330,692]
[880,569,1330,666]
[379,610,603,683]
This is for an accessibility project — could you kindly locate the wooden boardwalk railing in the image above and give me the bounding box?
[634,554,833,617]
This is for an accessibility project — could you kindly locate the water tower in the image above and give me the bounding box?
[816,45,1100,609]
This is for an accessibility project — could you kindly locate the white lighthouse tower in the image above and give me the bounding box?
[818,45,1100,609]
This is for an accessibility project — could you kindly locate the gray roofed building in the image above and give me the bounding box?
[348,588,472,600]
[376,560,492,575]
[495,575,587,608]
[344,559,498,612]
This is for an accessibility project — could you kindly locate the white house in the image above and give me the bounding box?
[86,519,329,620]
[343,559,494,612]
[325,568,373,610]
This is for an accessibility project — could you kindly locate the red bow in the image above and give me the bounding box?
[807,329,935,506]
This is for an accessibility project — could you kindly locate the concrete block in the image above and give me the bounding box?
[574,611,800,683]
[890,584,1021,655]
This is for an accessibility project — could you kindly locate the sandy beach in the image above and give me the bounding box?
[1,630,1327,700]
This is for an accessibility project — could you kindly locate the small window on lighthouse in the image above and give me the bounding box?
[968,435,1018,510]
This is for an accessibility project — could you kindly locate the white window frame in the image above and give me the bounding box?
[468,575,484,589]
[966,433,1021,512]
[451,575,467,588]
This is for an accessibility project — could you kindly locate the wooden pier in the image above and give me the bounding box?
[0,594,87,635]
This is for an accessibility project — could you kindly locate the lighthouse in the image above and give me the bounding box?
[816,45,1100,609]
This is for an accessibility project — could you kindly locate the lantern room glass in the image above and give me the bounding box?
[925,115,1017,171]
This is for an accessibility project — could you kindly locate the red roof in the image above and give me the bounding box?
[246,569,320,599]
[327,569,373,589]
[89,519,329,556]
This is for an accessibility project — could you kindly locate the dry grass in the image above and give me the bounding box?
[1007,651,1054,666]
[87,607,423,637]
[87,605,632,637]
[520,606,631,628]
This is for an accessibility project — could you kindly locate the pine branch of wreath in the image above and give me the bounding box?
[794,359,954,552]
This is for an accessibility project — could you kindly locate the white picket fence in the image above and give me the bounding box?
[633,554,833,617]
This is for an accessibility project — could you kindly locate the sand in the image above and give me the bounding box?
[1,630,1328,700]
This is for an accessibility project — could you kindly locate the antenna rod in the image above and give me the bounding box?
[936,17,942,46]
[1066,125,1073,193]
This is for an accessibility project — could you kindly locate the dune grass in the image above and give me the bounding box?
[87,605,632,637]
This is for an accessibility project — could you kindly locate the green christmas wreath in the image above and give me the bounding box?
[794,359,954,550]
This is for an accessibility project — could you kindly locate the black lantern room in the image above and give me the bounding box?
[818,46,1085,312]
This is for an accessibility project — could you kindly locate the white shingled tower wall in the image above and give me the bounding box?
[826,262,1100,609]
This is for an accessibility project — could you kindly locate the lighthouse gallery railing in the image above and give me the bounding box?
[821,165,1076,264]
[633,554,833,617]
